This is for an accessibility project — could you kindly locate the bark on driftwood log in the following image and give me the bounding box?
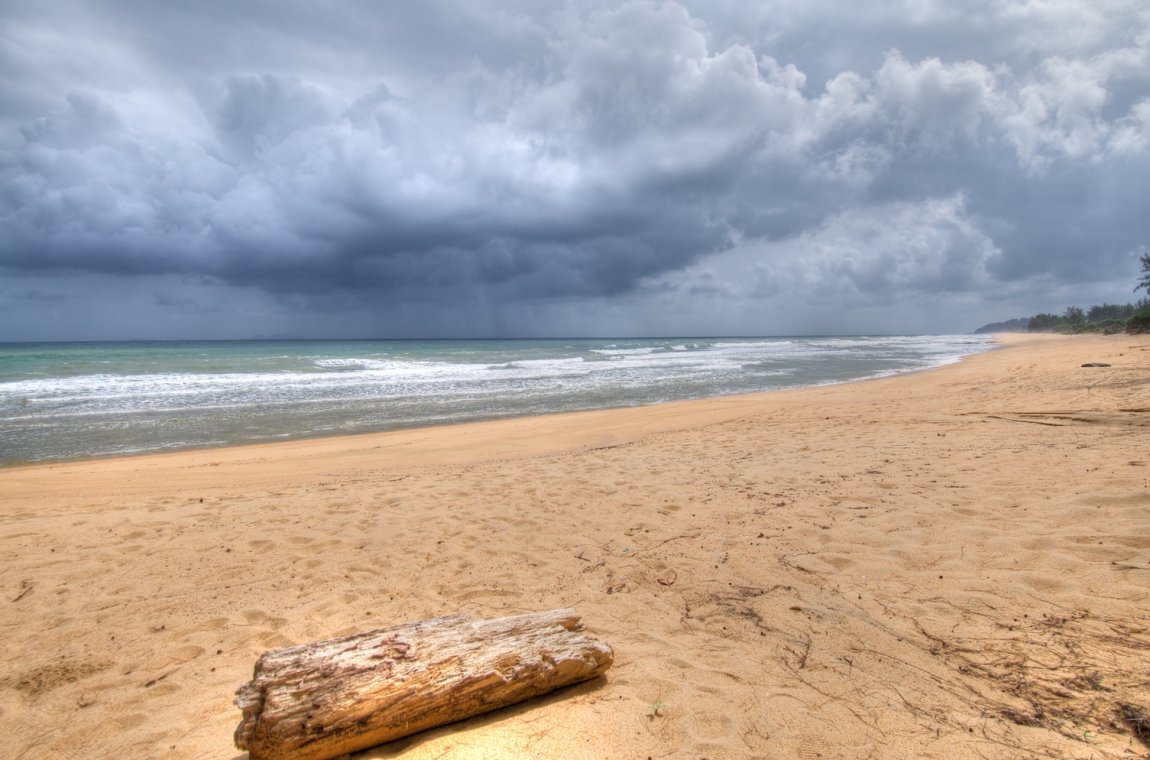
[234,608,613,760]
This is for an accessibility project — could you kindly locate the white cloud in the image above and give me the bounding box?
[872,53,998,147]
[749,196,998,299]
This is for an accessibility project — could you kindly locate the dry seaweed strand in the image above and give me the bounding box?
[906,600,1150,750]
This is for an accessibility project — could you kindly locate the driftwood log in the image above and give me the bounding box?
[234,608,613,760]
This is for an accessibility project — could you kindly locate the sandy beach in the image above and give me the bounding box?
[1,332,1148,759]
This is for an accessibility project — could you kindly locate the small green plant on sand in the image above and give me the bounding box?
[647,700,666,720]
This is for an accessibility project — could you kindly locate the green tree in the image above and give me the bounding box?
[1087,303,1135,322]
[1028,313,1064,331]
[1137,248,1150,294]
[1063,306,1085,325]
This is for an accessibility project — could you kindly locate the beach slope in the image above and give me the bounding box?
[1,333,1148,758]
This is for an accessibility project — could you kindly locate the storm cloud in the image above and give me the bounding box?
[2,0,1148,338]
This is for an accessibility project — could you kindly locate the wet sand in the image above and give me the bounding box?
[1,332,1148,758]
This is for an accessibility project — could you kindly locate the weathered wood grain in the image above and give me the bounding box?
[234,608,613,760]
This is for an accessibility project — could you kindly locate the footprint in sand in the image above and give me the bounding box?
[3,659,111,697]
[144,644,204,671]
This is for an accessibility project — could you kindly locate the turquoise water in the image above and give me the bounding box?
[0,336,992,465]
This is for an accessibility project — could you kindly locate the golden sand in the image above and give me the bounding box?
[1,333,1148,758]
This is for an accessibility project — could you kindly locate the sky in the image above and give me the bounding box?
[1,0,1148,340]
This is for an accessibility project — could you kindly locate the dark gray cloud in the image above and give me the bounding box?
[1,0,1148,339]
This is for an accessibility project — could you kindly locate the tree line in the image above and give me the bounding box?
[978,250,1150,334]
[1026,300,1150,333]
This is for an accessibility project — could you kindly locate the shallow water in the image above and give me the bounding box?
[0,335,992,464]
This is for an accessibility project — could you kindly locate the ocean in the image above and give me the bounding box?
[0,336,992,465]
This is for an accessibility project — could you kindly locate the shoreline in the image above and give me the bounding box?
[3,331,1148,759]
[0,333,991,469]
[0,336,994,475]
